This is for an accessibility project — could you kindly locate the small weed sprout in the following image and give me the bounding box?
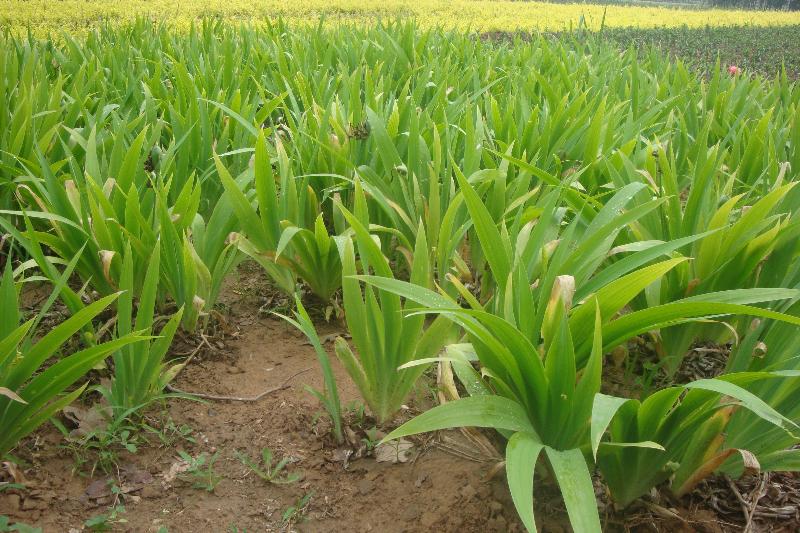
[235,447,301,484]
[0,516,42,533]
[177,451,222,492]
[84,505,127,532]
[282,492,313,526]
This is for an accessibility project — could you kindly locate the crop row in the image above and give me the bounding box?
[597,24,800,78]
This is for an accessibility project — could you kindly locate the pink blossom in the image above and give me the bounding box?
[728,65,741,76]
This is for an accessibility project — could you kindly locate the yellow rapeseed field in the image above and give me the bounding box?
[1,0,800,34]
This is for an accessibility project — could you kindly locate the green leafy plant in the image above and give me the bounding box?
[218,132,330,298]
[595,374,800,506]
[282,492,312,526]
[177,451,222,492]
[53,414,148,475]
[273,214,342,303]
[361,427,380,453]
[605,147,800,371]
[2,121,239,332]
[276,296,343,444]
[365,174,800,530]
[380,289,613,531]
[143,417,196,449]
[105,243,184,419]
[332,192,456,424]
[4,127,161,298]
[715,297,800,475]
[84,504,127,532]
[344,401,368,428]
[235,447,301,484]
[376,282,800,531]
[0,516,42,533]
[153,184,214,332]
[0,253,145,459]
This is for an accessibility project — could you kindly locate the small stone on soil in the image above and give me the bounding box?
[357,479,374,495]
[141,486,160,499]
[401,506,421,520]
[459,483,477,500]
[420,510,439,528]
[4,493,21,510]
[226,365,244,374]
[21,497,46,511]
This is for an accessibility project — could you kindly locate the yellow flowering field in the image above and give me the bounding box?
[2,0,800,34]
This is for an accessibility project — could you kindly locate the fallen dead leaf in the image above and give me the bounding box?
[62,403,111,438]
[2,461,27,485]
[0,387,26,404]
[375,439,414,464]
[161,458,192,485]
[331,448,353,469]
[81,477,115,506]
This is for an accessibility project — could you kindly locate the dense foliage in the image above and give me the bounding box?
[1,19,799,531]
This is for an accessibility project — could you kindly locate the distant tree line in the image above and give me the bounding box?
[589,0,800,10]
[709,0,799,8]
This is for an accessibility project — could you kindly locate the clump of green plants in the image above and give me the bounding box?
[1,116,241,332]
[53,417,147,476]
[369,171,800,531]
[0,253,145,460]
[235,447,301,484]
[104,243,184,419]
[330,186,457,424]
[218,134,340,302]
